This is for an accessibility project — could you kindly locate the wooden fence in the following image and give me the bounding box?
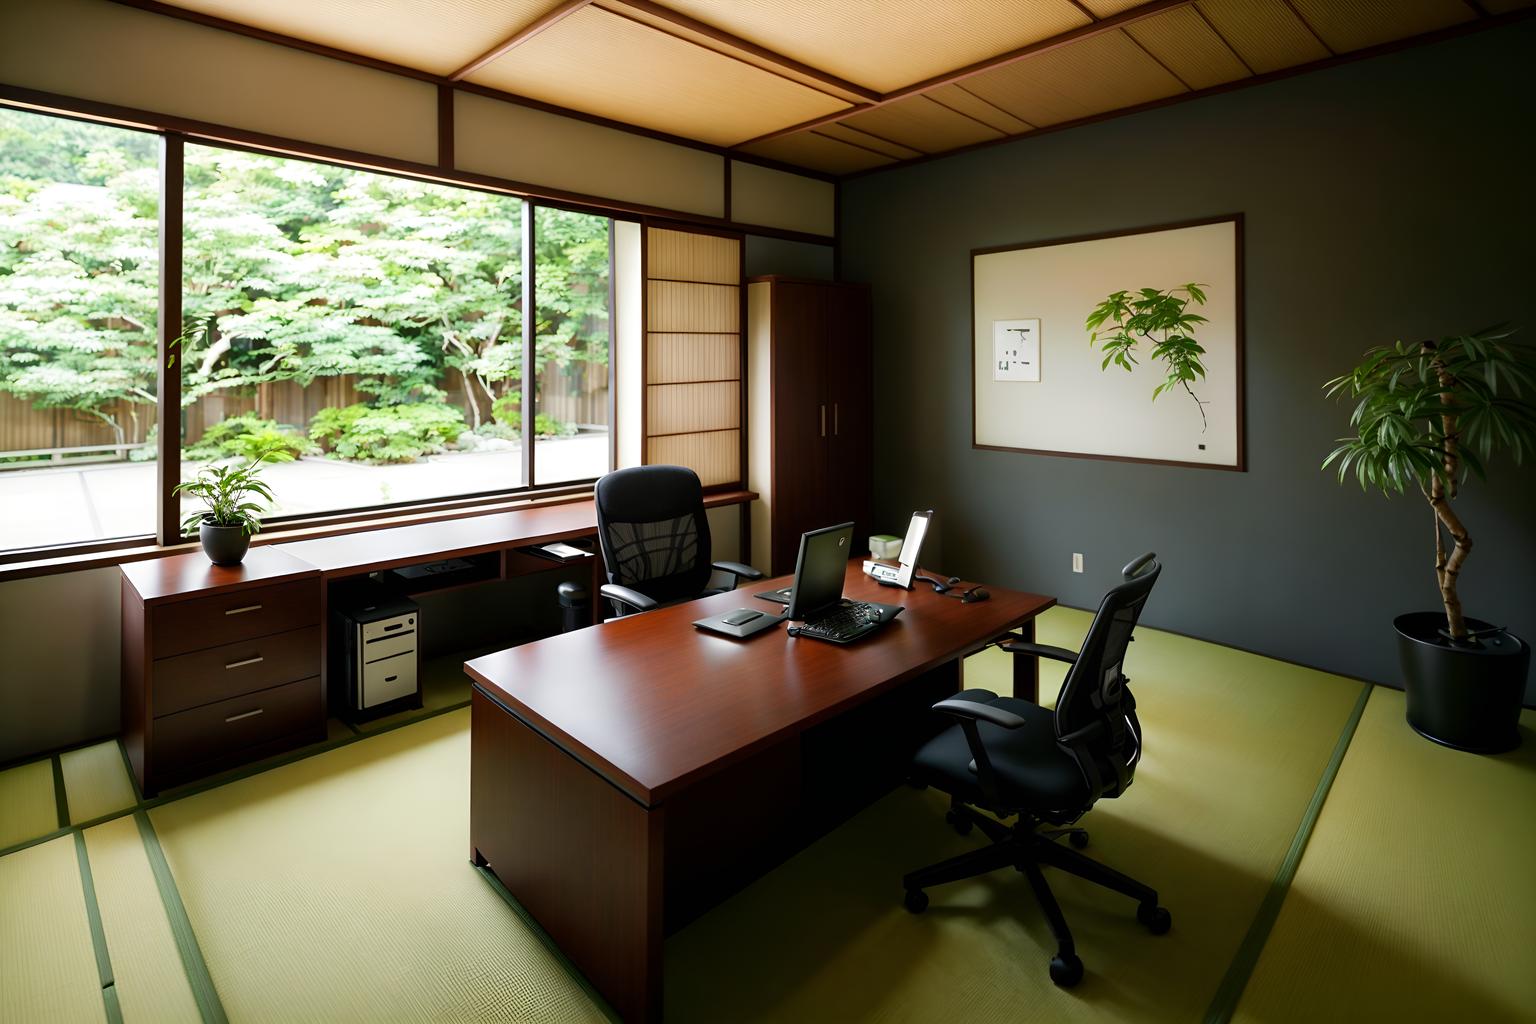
[1,364,609,456]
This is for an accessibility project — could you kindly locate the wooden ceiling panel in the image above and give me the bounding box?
[652,0,1092,93]
[739,131,894,174]
[840,95,1007,154]
[1196,0,1331,73]
[1079,0,1160,13]
[467,6,849,147]
[1289,0,1475,53]
[160,0,565,76]
[961,30,1186,129]
[815,122,923,160]
[926,84,1035,134]
[1126,8,1252,89]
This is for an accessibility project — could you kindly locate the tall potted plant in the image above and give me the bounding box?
[173,446,286,566]
[1324,326,1535,752]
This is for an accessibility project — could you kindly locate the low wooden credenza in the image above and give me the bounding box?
[120,546,324,796]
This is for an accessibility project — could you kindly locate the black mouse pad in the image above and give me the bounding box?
[693,608,787,639]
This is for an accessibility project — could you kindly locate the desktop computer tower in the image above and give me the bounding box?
[331,596,421,718]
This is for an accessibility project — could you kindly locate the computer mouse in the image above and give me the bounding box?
[722,609,763,626]
[961,587,990,603]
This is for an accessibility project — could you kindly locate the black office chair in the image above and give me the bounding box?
[593,465,763,617]
[901,553,1169,988]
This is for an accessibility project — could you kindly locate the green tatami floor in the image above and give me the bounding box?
[2,608,1533,1023]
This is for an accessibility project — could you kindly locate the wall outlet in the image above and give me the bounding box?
[1072,553,1084,574]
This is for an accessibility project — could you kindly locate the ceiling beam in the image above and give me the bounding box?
[448,0,596,81]
[841,6,1536,182]
[733,0,1194,149]
[596,0,881,103]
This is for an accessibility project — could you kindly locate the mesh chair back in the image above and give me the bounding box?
[1053,554,1160,801]
[594,465,714,606]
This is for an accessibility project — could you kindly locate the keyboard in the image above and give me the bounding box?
[794,601,885,644]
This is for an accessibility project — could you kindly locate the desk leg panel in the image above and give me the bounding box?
[1012,618,1039,704]
[470,688,663,1023]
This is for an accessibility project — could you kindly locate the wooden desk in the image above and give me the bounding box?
[119,491,752,794]
[466,563,1054,1022]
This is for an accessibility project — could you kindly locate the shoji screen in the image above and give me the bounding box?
[644,226,744,488]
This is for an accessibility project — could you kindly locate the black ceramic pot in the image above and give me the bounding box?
[1396,612,1529,754]
[199,520,251,566]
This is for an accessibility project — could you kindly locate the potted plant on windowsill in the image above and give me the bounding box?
[1324,326,1535,752]
[173,446,286,566]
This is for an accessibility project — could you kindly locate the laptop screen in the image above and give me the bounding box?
[786,522,854,621]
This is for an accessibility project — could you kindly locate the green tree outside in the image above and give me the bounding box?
[0,106,611,457]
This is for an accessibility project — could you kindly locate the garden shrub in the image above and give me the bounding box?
[486,392,575,439]
[184,414,313,461]
[308,403,467,463]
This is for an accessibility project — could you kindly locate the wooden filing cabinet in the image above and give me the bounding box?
[747,277,873,575]
[120,547,325,795]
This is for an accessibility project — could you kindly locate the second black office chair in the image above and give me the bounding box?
[594,465,763,617]
[901,553,1169,988]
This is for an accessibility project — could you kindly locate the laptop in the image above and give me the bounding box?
[783,523,902,644]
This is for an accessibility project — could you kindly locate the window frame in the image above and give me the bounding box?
[0,105,633,561]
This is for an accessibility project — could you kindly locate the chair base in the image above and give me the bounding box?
[902,803,1171,987]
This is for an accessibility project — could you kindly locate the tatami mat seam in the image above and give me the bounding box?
[116,738,144,805]
[51,754,70,829]
[1201,680,1375,1023]
[72,830,126,1024]
[135,810,229,1024]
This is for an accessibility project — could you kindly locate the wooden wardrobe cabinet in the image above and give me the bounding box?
[747,277,873,575]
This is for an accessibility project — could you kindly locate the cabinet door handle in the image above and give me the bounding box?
[224,604,262,616]
[224,656,264,670]
[834,403,840,435]
[820,405,826,437]
[224,708,264,724]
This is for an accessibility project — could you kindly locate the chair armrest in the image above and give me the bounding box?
[932,696,1026,730]
[929,693,1016,806]
[711,560,764,583]
[599,583,659,615]
[1001,641,1079,664]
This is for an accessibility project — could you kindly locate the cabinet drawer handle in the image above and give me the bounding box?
[224,656,264,670]
[224,708,264,724]
[820,405,826,438]
[224,604,263,616]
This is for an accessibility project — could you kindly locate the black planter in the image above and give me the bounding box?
[199,520,251,566]
[1396,612,1529,754]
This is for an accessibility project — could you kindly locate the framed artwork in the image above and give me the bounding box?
[971,215,1245,471]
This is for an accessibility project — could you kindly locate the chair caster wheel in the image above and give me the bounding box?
[903,889,929,914]
[1069,830,1089,849]
[1049,953,1084,988]
[944,809,973,836]
[1137,903,1172,935]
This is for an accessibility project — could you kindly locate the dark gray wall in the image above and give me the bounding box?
[746,234,835,279]
[842,22,1536,700]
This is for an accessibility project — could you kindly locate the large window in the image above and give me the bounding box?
[533,206,611,486]
[0,106,627,557]
[0,108,159,553]
[180,145,535,520]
